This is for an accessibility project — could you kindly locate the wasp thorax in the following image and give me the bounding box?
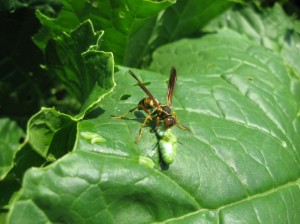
[164,116,176,128]
[161,105,171,115]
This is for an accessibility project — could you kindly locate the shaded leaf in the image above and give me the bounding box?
[33,0,233,67]
[33,0,174,65]
[0,143,45,210]
[0,118,24,180]
[45,20,115,116]
[27,107,76,161]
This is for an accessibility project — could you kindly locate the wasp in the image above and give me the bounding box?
[112,67,190,143]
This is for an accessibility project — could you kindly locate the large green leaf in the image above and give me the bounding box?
[8,27,300,222]
[149,29,300,220]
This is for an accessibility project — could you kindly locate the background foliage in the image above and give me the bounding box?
[1,0,300,223]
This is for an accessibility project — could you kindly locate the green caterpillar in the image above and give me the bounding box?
[157,129,177,165]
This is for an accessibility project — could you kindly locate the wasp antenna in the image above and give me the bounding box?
[128,70,161,109]
[128,70,140,82]
[176,123,191,132]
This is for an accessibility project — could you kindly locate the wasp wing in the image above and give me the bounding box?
[167,66,177,107]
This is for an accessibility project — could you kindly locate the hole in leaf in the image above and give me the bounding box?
[120,94,131,100]
[19,136,25,144]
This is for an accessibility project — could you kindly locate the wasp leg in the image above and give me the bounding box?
[111,106,139,119]
[136,116,153,144]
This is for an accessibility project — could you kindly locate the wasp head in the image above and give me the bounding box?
[164,116,176,128]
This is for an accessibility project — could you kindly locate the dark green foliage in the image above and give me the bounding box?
[1,0,300,223]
